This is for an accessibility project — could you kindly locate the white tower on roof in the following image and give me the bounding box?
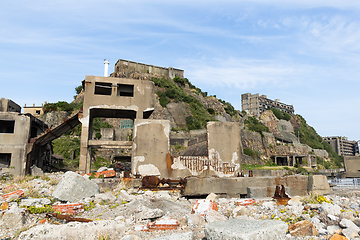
[104,59,110,77]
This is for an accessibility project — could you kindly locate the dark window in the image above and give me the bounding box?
[117,84,134,97]
[30,127,38,138]
[36,110,40,115]
[0,120,15,133]
[0,153,11,168]
[94,82,112,95]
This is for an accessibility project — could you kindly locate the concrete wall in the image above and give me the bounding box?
[182,175,328,197]
[344,156,360,177]
[0,112,31,176]
[207,122,241,176]
[132,119,170,177]
[0,98,21,113]
[114,59,184,79]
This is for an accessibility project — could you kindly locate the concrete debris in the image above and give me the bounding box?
[20,197,51,208]
[204,219,288,240]
[52,171,99,202]
[2,172,360,239]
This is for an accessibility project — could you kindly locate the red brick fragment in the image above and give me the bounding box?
[1,190,24,202]
[53,203,84,215]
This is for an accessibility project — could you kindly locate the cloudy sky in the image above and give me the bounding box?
[1,1,359,140]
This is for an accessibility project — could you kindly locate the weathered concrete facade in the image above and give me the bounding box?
[23,103,45,116]
[241,93,294,117]
[323,136,355,156]
[132,119,170,177]
[114,59,184,79]
[343,156,360,177]
[0,111,48,176]
[0,98,21,113]
[79,75,156,173]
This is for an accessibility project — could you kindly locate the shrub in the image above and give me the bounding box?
[207,108,215,115]
[270,108,291,121]
[243,148,261,157]
[244,116,270,135]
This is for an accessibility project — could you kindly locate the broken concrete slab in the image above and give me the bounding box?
[18,219,126,239]
[0,205,28,230]
[20,198,51,208]
[52,171,99,202]
[204,219,288,240]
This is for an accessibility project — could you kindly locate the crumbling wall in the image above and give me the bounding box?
[132,119,170,178]
[207,122,241,176]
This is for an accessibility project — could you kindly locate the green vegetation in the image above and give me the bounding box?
[294,114,343,168]
[52,136,80,169]
[43,101,83,113]
[269,108,291,121]
[244,116,270,135]
[91,156,112,171]
[150,76,215,130]
[22,205,54,214]
[243,148,261,157]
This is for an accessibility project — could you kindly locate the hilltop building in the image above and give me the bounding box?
[322,136,356,156]
[241,93,294,117]
[23,102,46,116]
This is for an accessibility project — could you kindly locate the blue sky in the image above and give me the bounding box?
[1,1,359,140]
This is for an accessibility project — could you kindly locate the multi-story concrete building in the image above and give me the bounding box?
[0,99,49,176]
[323,136,356,156]
[241,93,294,117]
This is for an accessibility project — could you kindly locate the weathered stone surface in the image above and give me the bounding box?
[327,225,342,235]
[137,205,164,220]
[329,234,349,240]
[206,193,219,205]
[152,231,194,240]
[320,202,342,216]
[205,209,227,223]
[19,219,126,239]
[30,165,44,176]
[289,220,319,237]
[204,219,288,240]
[20,198,51,207]
[120,235,141,240]
[308,175,331,195]
[52,171,99,202]
[339,218,360,239]
[187,213,206,227]
[118,189,136,202]
[0,206,28,230]
[94,192,116,204]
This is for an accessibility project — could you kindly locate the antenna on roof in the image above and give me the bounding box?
[104,59,110,77]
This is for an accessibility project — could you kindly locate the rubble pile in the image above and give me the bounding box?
[1,172,360,239]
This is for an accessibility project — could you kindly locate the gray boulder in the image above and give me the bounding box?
[205,219,288,240]
[52,171,99,202]
[0,205,28,230]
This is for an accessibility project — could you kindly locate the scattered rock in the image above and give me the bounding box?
[20,197,51,207]
[206,193,219,205]
[52,171,99,202]
[94,192,116,204]
[288,220,319,237]
[205,219,288,240]
[205,209,227,223]
[152,231,194,240]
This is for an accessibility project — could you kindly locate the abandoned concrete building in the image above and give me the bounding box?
[0,99,50,176]
[78,74,242,178]
[241,93,294,117]
[111,58,184,80]
[323,136,356,156]
[23,102,46,116]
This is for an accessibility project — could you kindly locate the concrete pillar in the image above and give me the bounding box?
[79,113,91,173]
[286,156,290,166]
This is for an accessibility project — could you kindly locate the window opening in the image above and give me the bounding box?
[94,82,112,95]
[0,153,11,168]
[36,110,41,115]
[0,120,15,133]
[117,84,134,97]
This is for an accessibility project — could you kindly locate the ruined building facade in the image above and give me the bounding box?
[241,93,294,117]
[78,73,242,178]
[323,136,356,156]
[0,99,49,176]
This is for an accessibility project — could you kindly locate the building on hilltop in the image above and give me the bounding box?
[241,93,294,117]
[322,136,356,156]
[23,102,46,116]
[111,59,184,80]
